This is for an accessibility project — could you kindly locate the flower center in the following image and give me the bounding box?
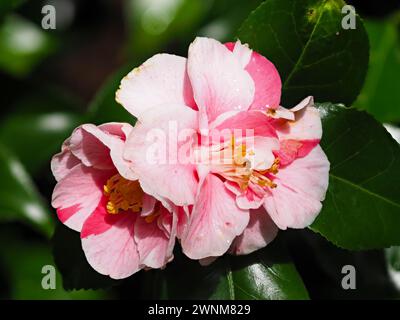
[212,136,279,191]
[103,174,143,214]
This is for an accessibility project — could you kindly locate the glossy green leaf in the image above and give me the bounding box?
[237,0,369,107]
[0,113,81,176]
[0,143,52,236]
[126,0,210,58]
[0,14,57,77]
[311,103,400,249]
[52,222,117,290]
[193,0,263,42]
[354,19,400,123]
[87,66,137,125]
[0,224,109,299]
[288,230,399,299]
[147,238,308,300]
[0,89,83,175]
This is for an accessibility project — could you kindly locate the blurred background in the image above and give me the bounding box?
[0,0,399,299]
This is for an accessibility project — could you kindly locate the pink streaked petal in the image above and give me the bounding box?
[264,146,330,229]
[141,194,157,217]
[84,123,137,180]
[164,206,178,258]
[52,164,112,231]
[51,148,80,182]
[275,99,322,142]
[124,104,199,206]
[80,196,123,238]
[229,40,252,68]
[68,125,114,170]
[181,173,249,259]
[226,41,282,110]
[274,139,320,167]
[56,204,81,224]
[176,206,189,239]
[268,106,295,121]
[116,54,196,122]
[81,213,140,279]
[230,207,278,255]
[98,122,133,141]
[291,96,314,112]
[188,37,255,125]
[248,136,280,171]
[236,186,266,210]
[135,214,172,269]
[224,181,265,210]
[213,110,278,139]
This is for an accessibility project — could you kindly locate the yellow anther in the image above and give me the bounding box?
[103,174,143,214]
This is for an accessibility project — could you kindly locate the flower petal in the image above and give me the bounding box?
[68,125,114,170]
[135,207,175,269]
[225,181,265,210]
[124,104,199,206]
[51,146,80,182]
[52,164,112,231]
[116,54,196,122]
[230,207,278,255]
[81,208,140,279]
[188,37,255,125]
[94,123,137,180]
[274,139,320,167]
[263,146,330,229]
[275,98,322,141]
[226,41,282,110]
[181,173,249,259]
[212,110,278,139]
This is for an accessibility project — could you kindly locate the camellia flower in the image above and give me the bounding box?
[51,123,182,279]
[116,37,330,261]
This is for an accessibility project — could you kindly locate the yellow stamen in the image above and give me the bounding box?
[212,135,280,191]
[103,174,143,214]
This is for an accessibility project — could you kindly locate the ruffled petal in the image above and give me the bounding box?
[181,173,249,259]
[230,207,278,255]
[263,146,330,229]
[226,41,282,110]
[188,37,255,126]
[116,54,196,122]
[52,164,112,231]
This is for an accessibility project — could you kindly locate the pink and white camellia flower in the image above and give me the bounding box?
[116,37,330,261]
[51,123,181,279]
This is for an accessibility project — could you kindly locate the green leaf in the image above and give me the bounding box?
[354,19,400,123]
[0,143,52,236]
[126,0,210,58]
[0,112,82,176]
[52,222,117,290]
[0,14,57,77]
[147,238,308,300]
[87,66,137,125]
[287,230,399,299]
[310,103,400,249]
[199,0,264,42]
[0,89,83,175]
[0,223,109,299]
[237,0,369,107]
